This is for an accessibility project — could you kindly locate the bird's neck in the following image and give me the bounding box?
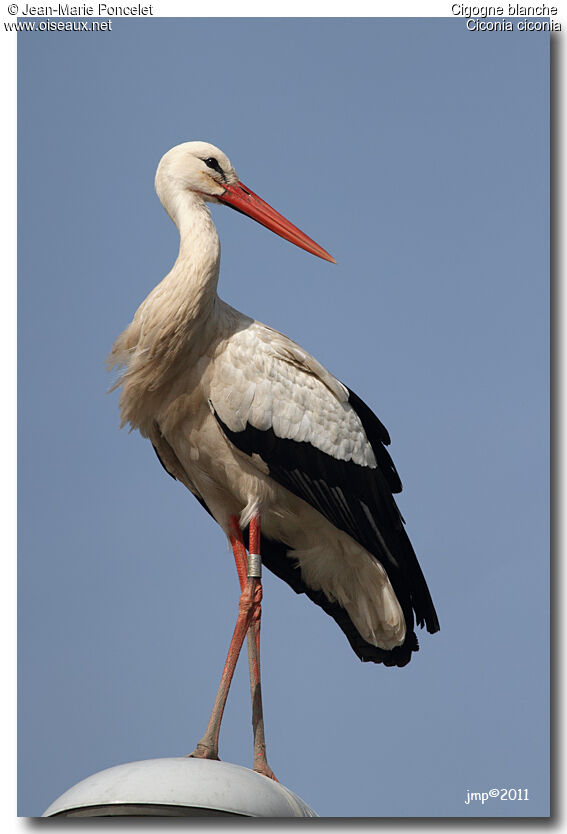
[139,196,222,357]
[172,196,221,321]
[108,196,224,429]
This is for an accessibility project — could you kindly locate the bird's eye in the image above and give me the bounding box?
[203,157,223,175]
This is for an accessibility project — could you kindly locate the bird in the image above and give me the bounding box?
[108,141,440,780]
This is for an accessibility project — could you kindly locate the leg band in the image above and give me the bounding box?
[247,553,262,578]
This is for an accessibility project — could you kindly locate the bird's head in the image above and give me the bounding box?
[155,141,335,263]
[155,141,239,206]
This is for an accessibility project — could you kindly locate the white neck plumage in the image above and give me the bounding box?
[108,193,225,432]
[169,193,221,325]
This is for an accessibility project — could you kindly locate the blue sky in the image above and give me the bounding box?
[18,18,549,817]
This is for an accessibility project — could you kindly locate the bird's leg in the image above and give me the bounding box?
[188,517,259,762]
[246,515,277,781]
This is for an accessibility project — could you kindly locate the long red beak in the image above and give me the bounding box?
[217,181,336,264]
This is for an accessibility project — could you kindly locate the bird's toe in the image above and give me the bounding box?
[254,761,278,782]
[187,742,221,761]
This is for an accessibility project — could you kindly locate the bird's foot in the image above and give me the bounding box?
[187,741,220,761]
[254,759,278,782]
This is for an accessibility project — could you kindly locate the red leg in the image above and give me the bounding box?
[189,517,260,762]
[229,516,248,593]
[246,516,277,780]
[189,514,276,780]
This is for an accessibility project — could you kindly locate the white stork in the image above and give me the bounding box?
[108,141,440,780]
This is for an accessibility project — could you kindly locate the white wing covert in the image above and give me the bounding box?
[209,322,377,469]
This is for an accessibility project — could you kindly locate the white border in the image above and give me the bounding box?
[2,3,561,829]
